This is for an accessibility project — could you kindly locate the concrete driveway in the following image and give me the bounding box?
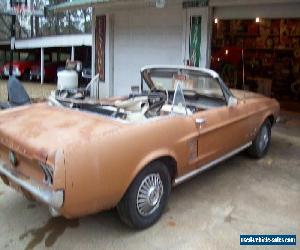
[0,112,299,250]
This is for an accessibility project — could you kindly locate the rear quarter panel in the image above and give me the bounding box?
[61,116,196,218]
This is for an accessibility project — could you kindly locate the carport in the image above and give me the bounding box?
[1,0,92,84]
[14,35,92,83]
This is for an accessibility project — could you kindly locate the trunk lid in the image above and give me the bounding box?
[0,103,123,165]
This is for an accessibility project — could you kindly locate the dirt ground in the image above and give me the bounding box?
[0,79,299,250]
[0,80,55,102]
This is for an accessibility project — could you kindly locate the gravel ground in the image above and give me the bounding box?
[0,79,56,102]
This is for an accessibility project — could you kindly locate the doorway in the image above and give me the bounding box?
[211,18,300,112]
[183,8,209,68]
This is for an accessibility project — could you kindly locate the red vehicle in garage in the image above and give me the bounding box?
[30,62,64,82]
[2,51,63,82]
[2,53,37,80]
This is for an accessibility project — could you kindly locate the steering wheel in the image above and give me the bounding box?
[57,89,86,100]
[146,90,168,115]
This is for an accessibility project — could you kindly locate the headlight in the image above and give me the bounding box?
[39,162,54,185]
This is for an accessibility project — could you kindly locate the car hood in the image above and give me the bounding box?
[0,103,123,166]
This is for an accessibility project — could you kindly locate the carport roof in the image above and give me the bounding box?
[47,0,108,12]
[47,0,186,13]
[47,0,300,12]
[47,0,147,13]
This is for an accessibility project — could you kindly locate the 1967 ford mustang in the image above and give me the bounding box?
[0,65,279,229]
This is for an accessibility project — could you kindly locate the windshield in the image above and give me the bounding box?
[143,68,225,100]
[172,82,188,115]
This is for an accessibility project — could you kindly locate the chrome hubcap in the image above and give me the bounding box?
[136,173,164,216]
[259,126,269,151]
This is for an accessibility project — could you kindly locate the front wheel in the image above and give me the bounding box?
[117,161,171,229]
[248,120,272,158]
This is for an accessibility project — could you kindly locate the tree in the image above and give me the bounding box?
[0,0,92,39]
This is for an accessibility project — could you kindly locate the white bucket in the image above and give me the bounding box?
[57,70,78,90]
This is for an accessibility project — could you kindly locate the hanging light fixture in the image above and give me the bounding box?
[156,0,166,8]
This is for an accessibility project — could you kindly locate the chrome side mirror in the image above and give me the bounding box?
[228,96,238,107]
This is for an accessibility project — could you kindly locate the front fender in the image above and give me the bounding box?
[261,100,280,127]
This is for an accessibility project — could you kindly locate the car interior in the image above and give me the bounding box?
[51,68,229,122]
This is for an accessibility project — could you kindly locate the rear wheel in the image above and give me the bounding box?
[117,161,171,229]
[248,120,271,158]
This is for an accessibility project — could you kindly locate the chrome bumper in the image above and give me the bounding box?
[0,160,64,210]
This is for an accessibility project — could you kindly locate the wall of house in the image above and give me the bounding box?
[93,3,211,97]
[112,5,184,96]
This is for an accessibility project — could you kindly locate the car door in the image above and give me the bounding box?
[190,78,253,168]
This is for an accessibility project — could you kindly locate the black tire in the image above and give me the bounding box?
[247,120,272,158]
[117,161,171,229]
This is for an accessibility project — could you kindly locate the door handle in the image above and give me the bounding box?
[195,118,206,127]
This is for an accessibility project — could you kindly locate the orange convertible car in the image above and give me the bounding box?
[0,66,279,229]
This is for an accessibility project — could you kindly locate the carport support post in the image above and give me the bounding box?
[40,47,44,84]
[71,46,75,61]
[9,15,16,76]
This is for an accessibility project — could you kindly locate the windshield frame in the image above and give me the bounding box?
[141,65,233,104]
